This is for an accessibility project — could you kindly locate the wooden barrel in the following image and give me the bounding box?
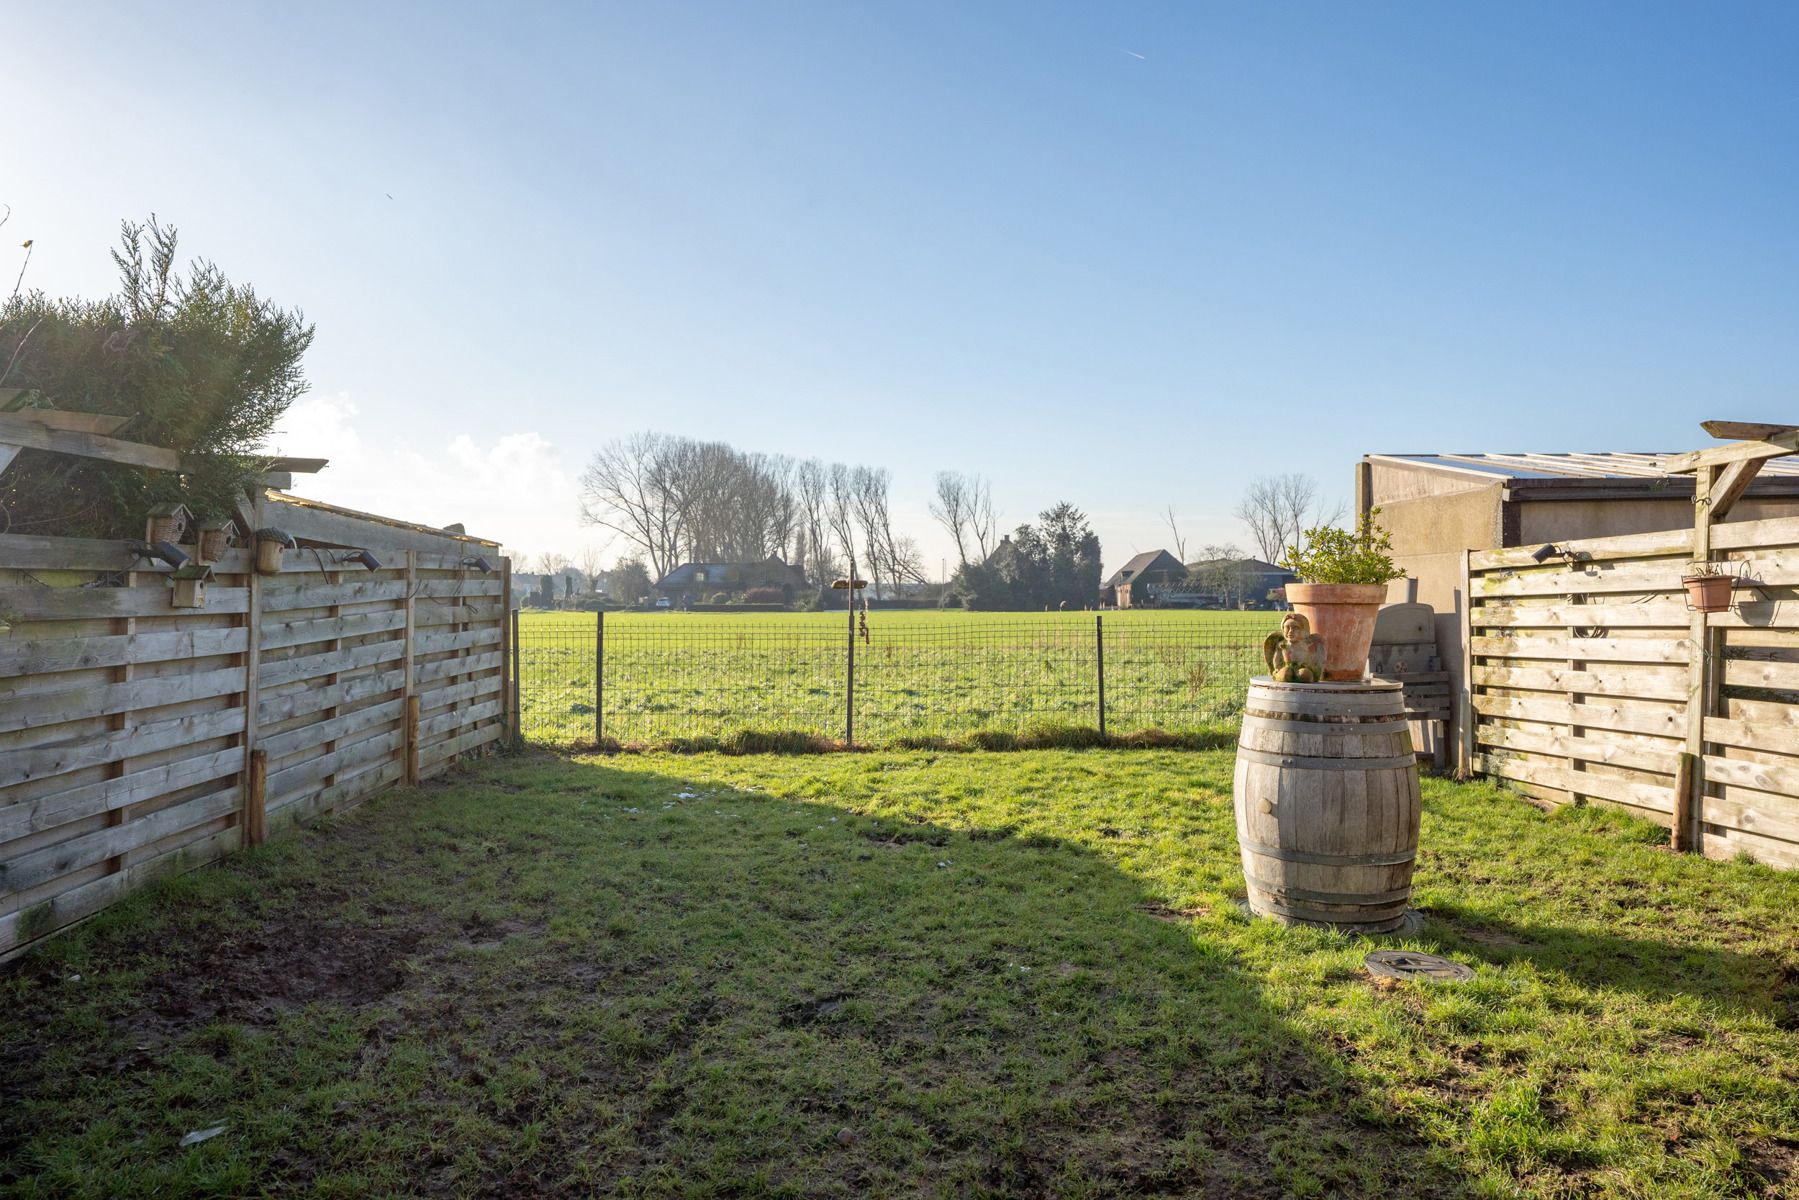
[1233,677,1421,933]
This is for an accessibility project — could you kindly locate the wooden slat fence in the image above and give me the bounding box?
[0,530,510,960]
[1465,514,1799,867]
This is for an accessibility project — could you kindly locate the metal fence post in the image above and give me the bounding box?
[845,566,856,747]
[595,610,605,747]
[1096,613,1106,736]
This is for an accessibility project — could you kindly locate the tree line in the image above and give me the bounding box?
[577,432,1009,601]
[568,430,1339,611]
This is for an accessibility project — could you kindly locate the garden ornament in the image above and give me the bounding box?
[1263,612,1327,683]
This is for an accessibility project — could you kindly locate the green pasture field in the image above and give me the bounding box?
[513,609,1282,748]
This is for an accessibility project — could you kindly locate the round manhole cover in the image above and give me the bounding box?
[1364,950,1475,982]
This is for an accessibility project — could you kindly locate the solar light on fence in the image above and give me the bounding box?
[339,549,383,571]
[462,555,495,573]
[134,540,190,569]
[1531,543,1562,563]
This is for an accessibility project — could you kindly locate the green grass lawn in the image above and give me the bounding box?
[517,609,1279,748]
[3,749,1796,1198]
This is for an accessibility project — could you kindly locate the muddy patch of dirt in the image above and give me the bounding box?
[137,913,423,1031]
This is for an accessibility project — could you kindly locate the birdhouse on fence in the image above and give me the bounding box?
[169,563,214,609]
[195,517,241,565]
[253,528,296,575]
[144,502,192,546]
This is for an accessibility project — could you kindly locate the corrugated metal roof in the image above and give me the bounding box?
[1369,452,1799,480]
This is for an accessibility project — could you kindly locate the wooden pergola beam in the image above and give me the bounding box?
[0,410,328,481]
[1662,429,1799,474]
[0,412,181,473]
[1709,457,1766,521]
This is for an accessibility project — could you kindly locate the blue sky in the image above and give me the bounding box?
[7,2,1797,570]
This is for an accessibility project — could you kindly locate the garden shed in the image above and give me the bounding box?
[1356,449,1799,754]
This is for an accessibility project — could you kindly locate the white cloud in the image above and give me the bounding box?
[270,393,597,565]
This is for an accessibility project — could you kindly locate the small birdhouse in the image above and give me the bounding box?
[144,502,192,546]
[169,563,214,609]
[254,528,295,575]
[195,517,241,565]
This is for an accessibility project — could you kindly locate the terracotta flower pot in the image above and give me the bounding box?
[1283,583,1389,681]
[1682,574,1734,614]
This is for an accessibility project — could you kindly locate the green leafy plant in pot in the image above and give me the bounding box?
[1278,510,1405,681]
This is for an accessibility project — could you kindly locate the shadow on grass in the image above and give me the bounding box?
[1420,898,1798,1025]
[3,755,1476,1199]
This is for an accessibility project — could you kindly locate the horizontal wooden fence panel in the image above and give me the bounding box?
[1468,516,1799,867]
[0,531,509,961]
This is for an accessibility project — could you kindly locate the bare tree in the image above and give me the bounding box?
[537,552,570,578]
[793,459,839,584]
[578,546,605,594]
[969,475,998,561]
[580,433,803,579]
[578,432,687,582]
[1163,504,1188,563]
[826,461,860,578]
[849,466,896,598]
[1234,474,1344,566]
[930,471,974,567]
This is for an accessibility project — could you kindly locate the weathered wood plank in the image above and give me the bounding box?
[1478,721,1680,776]
[417,698,504,742]
[256,668,404,726]
[1468,635,1690,665]
[1479,750,1675,817]
[259,578,410,612]
[243,493,497,556]
[1721,658,1799,691]
[260,608,406,651]
[0,745,244,845]
[1473,692,1687,738]
[0,706,245,791]
[0,825,240,961]
[1470,662,1688,701]
[412,626,503,656]
[0,667,245,733]
[257,639,404,689]
[0,626,247,676]
[419,721,502,773]
[265,729,405,805]
[0,783,240,895]
[1469,600,1690,629]
[1472,528,1694,571]
[414,649,503,685]
[260,698,406,762]
[0,585,250,619]
[1703,715,1799,756]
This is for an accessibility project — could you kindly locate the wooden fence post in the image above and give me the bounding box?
[245,749,268,847]
[404,695,421,786]
[1458,549,1476,778]
[241,557,263,844]
[1680,466,1716,853]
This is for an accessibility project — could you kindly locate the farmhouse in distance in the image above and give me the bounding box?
[1102,550,1295,609]
[654,557,808,606]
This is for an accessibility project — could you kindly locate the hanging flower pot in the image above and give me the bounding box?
[1682,566,1736,614]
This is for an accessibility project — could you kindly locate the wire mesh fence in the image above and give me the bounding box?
[512,611,1278,748]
